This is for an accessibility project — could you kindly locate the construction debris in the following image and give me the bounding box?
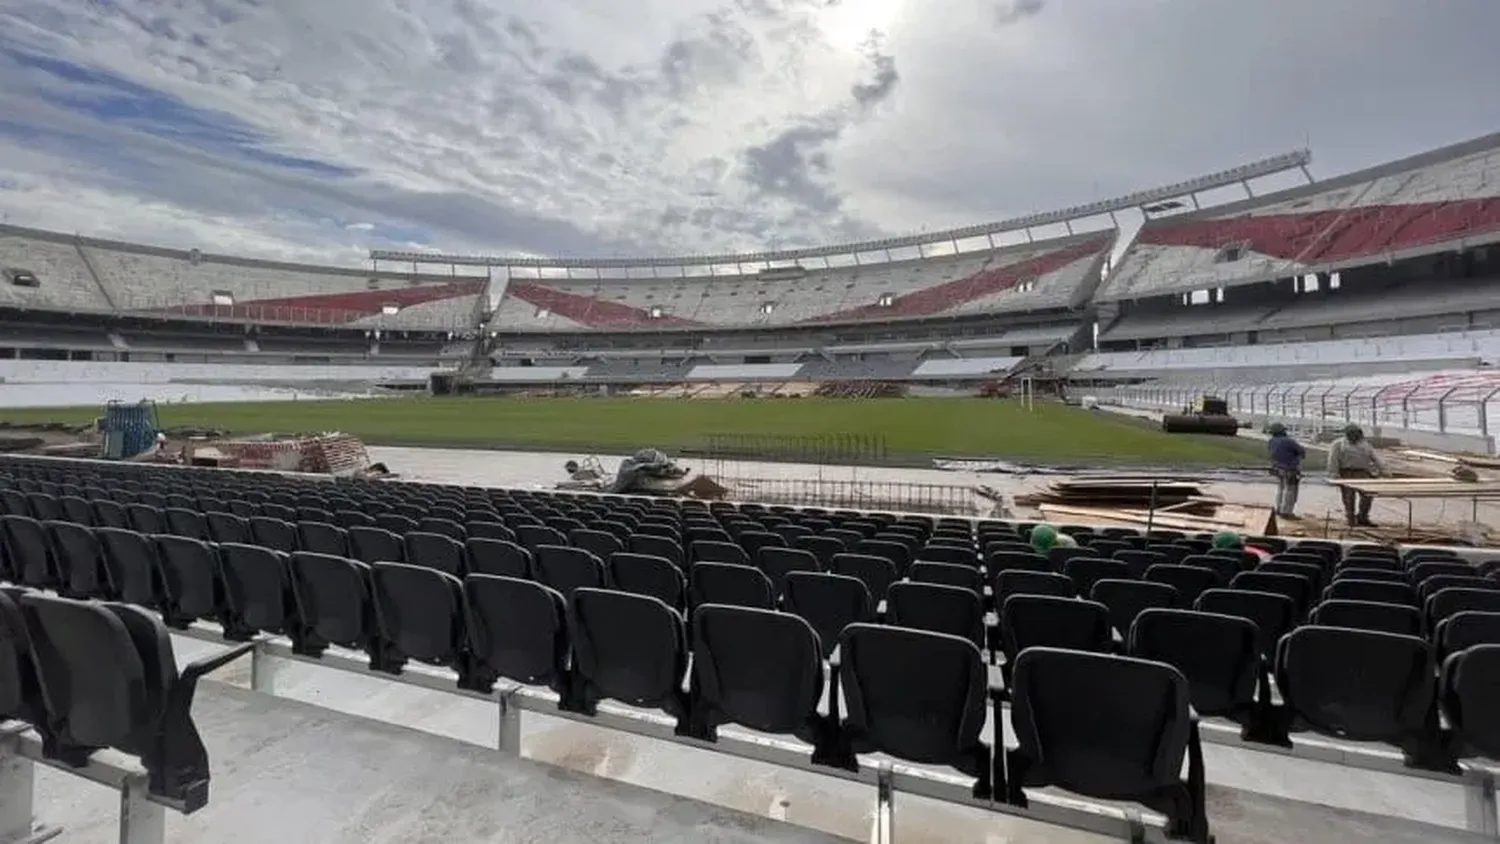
[1015,476,1222,515]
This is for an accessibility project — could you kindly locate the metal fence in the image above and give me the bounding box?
[716,476,980,515]
[1096,371,1500,439]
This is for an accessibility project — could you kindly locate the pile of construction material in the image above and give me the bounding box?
[1014,475,1277,535]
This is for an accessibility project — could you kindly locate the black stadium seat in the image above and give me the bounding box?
[885,581,985,649]
[1440,643,1500,760]
[466,537,531,579]
[690,563,774,610]
[18,592,253,811]
[370,562,490,690]
[783,571,874,660]
[217,543,297,639]
[404,531,467,577]
[462,575,570,696]
[287,551,376,658]
[1276,625,1454,771]
[837,624,992,794]
[1006,648,1210,842]
[608,552,686,610]
[348,526,404,565]
[689,604,835,754]
[567,588,690,727]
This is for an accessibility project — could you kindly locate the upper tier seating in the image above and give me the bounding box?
[1075,327,1500,374]
[0,233,111,311]
[1100,135,1500,301]
[489,233,1113,331]
[0,226,485,332]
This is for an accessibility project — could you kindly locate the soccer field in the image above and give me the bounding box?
[0,396,1266,466]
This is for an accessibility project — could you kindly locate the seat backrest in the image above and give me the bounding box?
[217,543,294,634]
[249,516,299,553]
[1436,611,1500,662]
[569,588,688,721]
[403,531,467,577]
[466,537,532,579]
[463,574,569,693]
[95,527,163,606]
[1441,643,1500,759]
[19,593,156,751]
[608,552,685,610]
[909,562,983,594]
[570,528,624,561]
[1011,646,1191,797]
[691,563,774,610]
[999,595,1111,661]
[1,515,54,588]
[516,524,568,551]
[1181,554,1241,584]
[205,511,251,545]
[152,534,222,621]
[629,534,685,569]
[1063,557,1134,597]
[829,553,898,602]
[690,540,750,567]
[994,569,1075,604]
[1412,561,1479,583]
[691,604,823,741]
[782,571,874,659]
[1310,599,1421,637]
[838,624,988,778]
[756,547,821,598]
[417,517,467,541]
[532,545,605,597]
[371,562,465,664]
[986,549,1051,574]
[1144,564,1219,606]
[1195,588,1296,660]
[45,520,109,598]
[288,552,374,650]
[297,521,349,558]
[1276,625,1434,744]
[1113,549,1168,579]
[885,582,985,649]
[0,588,44,724]
[164,507,207,540]
[1325,577,1417,606]
[466,520,516,543]
[348,526,405,564]
[916,544,978,569]
[1128,608,1258,719]
[1419,575,1495,603]
[1090,578,1181,638]
[1427,587,1500,629]
[1258,561,1326,595]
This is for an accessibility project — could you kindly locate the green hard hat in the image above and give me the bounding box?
[1267,422,1287,435]
[1212,530,1243,550]
[1344,423,1363,436]
[1030,523,1059,551]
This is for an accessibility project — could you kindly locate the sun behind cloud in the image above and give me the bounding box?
[815,0,907,51]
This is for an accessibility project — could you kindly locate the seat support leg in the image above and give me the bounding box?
[1463,767,1499,838]
[119,776,165,844]
[870,762,895,844]
[250,646,279,696]
[496,688,523,754]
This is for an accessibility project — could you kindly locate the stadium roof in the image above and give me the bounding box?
[370,150,1310,270]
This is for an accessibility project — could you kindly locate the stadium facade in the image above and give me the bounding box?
[4,133,1500,444]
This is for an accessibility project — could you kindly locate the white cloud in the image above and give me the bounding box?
[0,0,1497,266]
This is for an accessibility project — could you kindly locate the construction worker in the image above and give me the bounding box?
[1266,422,1305,519]
[1327,424,1384,526]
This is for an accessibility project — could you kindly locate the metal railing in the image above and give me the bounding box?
[1097,374,1500,440]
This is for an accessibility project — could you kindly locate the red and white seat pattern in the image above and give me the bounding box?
[489,232,1113,331]
[1099,136,1500,301]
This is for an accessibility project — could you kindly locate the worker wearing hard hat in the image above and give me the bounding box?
[1327,424,1384,526]
[1266,423,1305,519]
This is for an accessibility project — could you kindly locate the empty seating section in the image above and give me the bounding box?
[490,233,1113,331]
[0,225,483,331]
[1101,136,1500,301]
[0,232,110,311]
[1075,327,1500,373]
[8,457,1500,840]
[0,359,439,384]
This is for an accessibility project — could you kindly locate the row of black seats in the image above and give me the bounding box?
[0,540,1217,842]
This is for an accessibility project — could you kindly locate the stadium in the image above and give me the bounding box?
[7,120,1500,844]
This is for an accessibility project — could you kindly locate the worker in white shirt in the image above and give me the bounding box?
[1327,424,1384,526]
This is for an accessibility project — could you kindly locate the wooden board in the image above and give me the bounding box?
[1331,478,1500,498]
[1037,503,1276,535]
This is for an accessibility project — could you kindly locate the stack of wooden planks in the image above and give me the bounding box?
[1016,475,1280,535]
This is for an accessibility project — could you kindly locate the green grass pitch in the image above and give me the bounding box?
[0,397,1266,466]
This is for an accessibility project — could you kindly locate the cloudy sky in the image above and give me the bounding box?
[1,0,1498,267]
